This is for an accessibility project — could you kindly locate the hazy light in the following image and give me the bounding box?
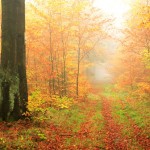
[26,0,33,3]
[93,0,130,28]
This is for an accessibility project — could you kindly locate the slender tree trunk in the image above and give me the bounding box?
[76,47,80,97]
[61,33,67,96]
[58,1,67,96]
[76,8,81,97]
[34,58,38,88]
[48,23,55,96]
[60,12,67,96]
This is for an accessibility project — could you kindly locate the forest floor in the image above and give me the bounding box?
[0,90,150,150]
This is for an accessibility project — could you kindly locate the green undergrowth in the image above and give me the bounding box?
[103,84,149,128]
[114,103,145,128]
[87,94,105,148]
[87,93,104,131]
[103,84,149,141]
[48,106,85,133]
[112,101,149,148]
[64,95,105,148]
[0,128,44,149]
[91,102,104,131]
[90,104,105,148]
[113,100,149,130]
[102,84,128,101]
[0,104,86,149]
[87,93,101,101]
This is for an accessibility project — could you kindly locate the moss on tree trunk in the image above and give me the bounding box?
[0,0,28,121]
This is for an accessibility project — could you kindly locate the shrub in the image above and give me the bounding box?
[52,95,73,109]
[28,90,46,112]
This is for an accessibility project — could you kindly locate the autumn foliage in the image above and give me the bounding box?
[110,0,150,102]
[26,0,106,100]
[0,0,150,149]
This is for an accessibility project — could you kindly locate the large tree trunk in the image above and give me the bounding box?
[16,0,28,114]
[0,0,28,121]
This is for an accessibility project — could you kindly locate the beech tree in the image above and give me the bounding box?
[0,0,28,121]
[110,0,150,101]
[26,0,106,98]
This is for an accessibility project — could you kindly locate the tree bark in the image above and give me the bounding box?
[0,0,28,121]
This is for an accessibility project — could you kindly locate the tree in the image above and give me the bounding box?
[26,0,106,99]
[0,0,28,121]
[110,0,150,100]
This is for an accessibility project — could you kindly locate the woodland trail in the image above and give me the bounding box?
[102,99,128,150]
[119,100,150,150]
[129,119,150,150]
[101,98,150,150]
[0,96,150,150]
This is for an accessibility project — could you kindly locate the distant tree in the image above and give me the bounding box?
[26,0,106,98]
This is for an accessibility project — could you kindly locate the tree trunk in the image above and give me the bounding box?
[76,47,80,97]
[0,0,28,121]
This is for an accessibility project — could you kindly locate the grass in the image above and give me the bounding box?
[103,84,148,127]
[0,86,149,149]
[91,105,104,131]
[114,104,145,128]
[102,84,149,146]
[0,130,37,150]
[87,93,100,101]
[63,94,105,148]
[0,103,86,149]
[48,106,85,133]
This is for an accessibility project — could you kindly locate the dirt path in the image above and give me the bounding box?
[102,99,128,150]
[119,100,150,149]
[127,115,150,150]
[0,96,149,150]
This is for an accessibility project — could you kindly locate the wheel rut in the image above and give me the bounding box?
[102,99,128,150]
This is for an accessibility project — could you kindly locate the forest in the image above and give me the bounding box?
[0,0,150,149]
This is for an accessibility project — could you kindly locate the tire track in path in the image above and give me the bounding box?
[127,116,150,150]
[102,99,128,150]
[119,100,150,150]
